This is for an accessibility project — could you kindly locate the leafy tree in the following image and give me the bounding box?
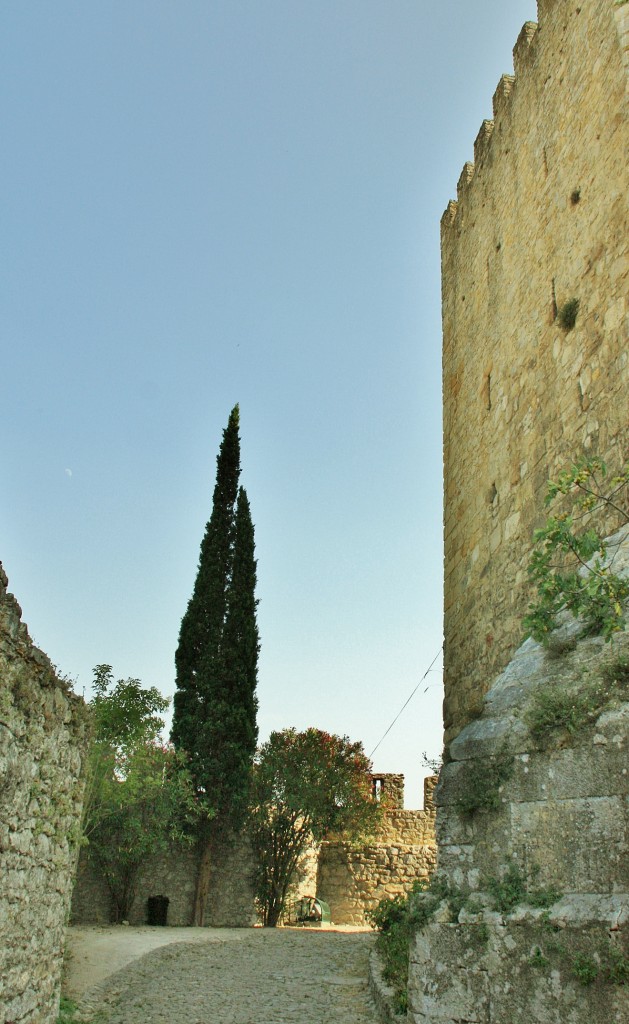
[84,667,201,922]
[523,458,629,644]
[82,664,170,838]
[250,728,380,927]
[170,406,259,924]
[88,742,200,922]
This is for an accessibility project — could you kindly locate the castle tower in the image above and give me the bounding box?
[442,0,629,742]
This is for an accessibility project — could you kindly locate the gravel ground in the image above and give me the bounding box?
[72,929,381,1024]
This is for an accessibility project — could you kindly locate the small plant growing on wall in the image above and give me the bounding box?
[523,458,629,645]
[557,297,580,330]
[458,744,514,815]
[526,658,629,746]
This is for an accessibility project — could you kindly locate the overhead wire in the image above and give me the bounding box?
[368,644,444,760]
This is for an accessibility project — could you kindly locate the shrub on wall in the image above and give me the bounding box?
[523,458,629,645]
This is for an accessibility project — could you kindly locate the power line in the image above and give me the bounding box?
[368,645,444,760]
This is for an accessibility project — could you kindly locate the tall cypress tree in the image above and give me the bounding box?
[171,406,259,924]
[212,486,259,820]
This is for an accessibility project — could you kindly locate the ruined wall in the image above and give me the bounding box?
[442,0,629,740]
[317,776,437,925]
[0,564,90,1024]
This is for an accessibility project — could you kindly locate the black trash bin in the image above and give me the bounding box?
[146,895,169,926]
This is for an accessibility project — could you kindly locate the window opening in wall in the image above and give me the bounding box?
[372,777,385,802]
[551,278,558,321]
[571,188,581,205]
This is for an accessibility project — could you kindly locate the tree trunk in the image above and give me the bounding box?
[192,837,212,926]
[265,899,281,927]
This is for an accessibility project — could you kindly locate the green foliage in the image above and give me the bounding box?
[524,931,628,988]
[472,922,490,948]
[603,943,629,984]
[485,864,561,915]
[368,873,490,1013]
[85,668,201,922]
[458,745,514,815]
[171,406,259,836]
[526,660,629,746]
[529,946,550,969]
[523,458,629,644]
[88,742,201,921]
[57,997,104,1024]
[600,654,629,688]
[421,751,443,774]
[557,297,580,331]
[57,997,79,1023]
[91,664,169,752]
[572,952,599,986]
[368,878,437,1015]
[250,728,379,927]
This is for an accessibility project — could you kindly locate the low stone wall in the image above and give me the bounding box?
[0,564,90,1024]
[317,778,437,925]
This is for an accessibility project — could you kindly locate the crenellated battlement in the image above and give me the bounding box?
[492,74,515,119]
[441,8,564,232]
[512,19,539,74]
[444,2,629,239]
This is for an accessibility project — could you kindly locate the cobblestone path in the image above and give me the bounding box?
[77,930,381,1024]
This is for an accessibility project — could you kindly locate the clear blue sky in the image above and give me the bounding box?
[2,1,537,808]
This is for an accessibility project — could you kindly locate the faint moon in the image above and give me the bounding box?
[65,468,73,477]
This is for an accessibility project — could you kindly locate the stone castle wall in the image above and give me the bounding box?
[72,774,437,928]
[442,0,629,740]
[0,564,90,1024]
[402,3,629,1022]
[316,777,437,925]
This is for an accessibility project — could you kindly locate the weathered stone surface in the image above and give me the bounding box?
[410,912,629,1024]
[409,602,629,1020]
[442,0,629,742]
[0,563,90,1024]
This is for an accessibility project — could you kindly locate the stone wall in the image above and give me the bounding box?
[408,533,629,1023]
[72,831,257,927]
[407,4,629,1020]
[441,0,629,741]
[72,774,437,929]
[0,564,90,1024]
[316,776,437,925]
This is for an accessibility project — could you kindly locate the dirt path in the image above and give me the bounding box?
[65,926,381,1024]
